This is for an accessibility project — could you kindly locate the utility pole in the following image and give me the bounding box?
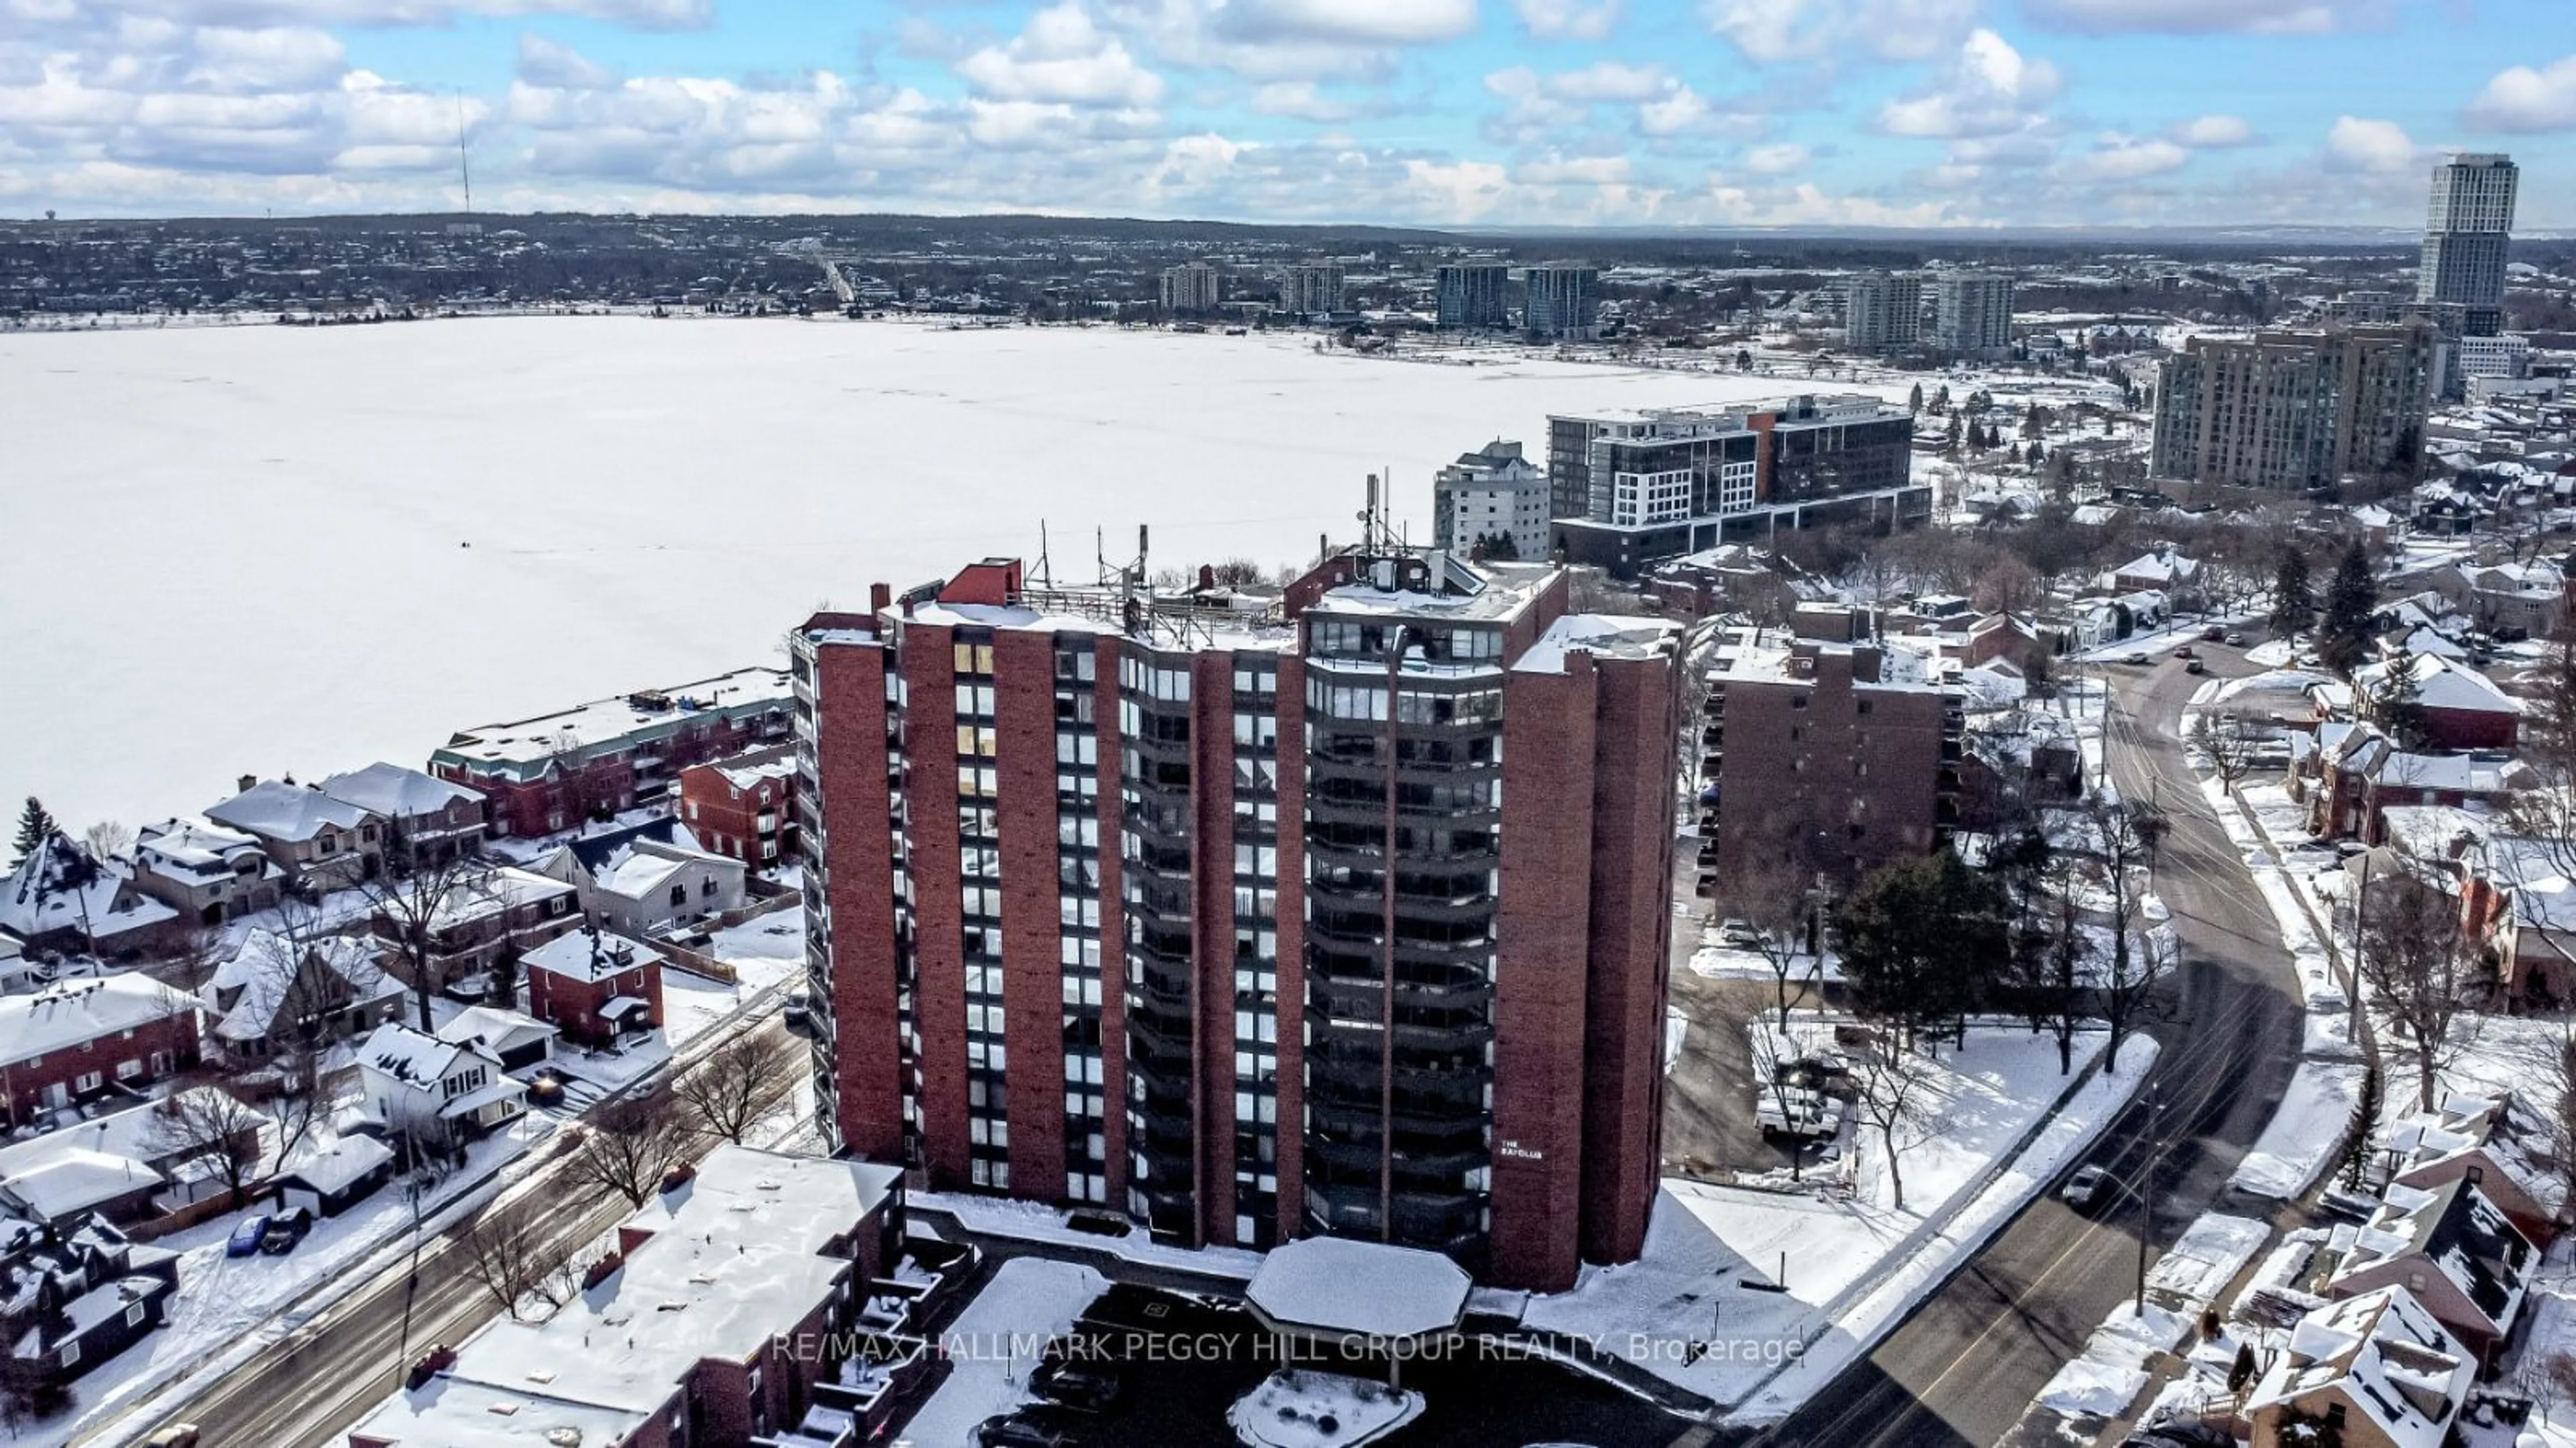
[2134,1088,2162,1314]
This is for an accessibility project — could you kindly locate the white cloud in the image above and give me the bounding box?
[91,0,712,31]
[1703,0,1979,65]
[516,33,616,90]
[1697,174,1968,226]
[2323,113,2418,172]
[2165,112,2251,147]
[957,3,1163,109]
[2059,132,2189,182]
[1220,0,1477,45]
[1246,80,1377,121]
[2022,0,2384,34]
[1877,28,2059,139]
[1146,130,1242,193]
[184,25,346,92]
[1740,140,1808,172]
[1514,152,1629,185]
[2465,54,2576,134]
[1401,156,1509,220]
[1513,0,1619,40]
[1095,0,1401,82]
[1536,60,1668,101]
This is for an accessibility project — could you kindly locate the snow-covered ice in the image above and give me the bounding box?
[0,317,1881,827]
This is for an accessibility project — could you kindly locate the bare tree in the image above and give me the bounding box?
[564,1093,698,1208]
[2359,864,2489,1113]
[358,822,499,1031]
[1713,833,1819,1031]
[2081,793,2171,1066]
[1998,851,2094,1076]
[2190,713,2263,794]
[263,1035,333,1172]
[80,820,133,866]
[2501,633,2576,883]
[456,1196,579,1321]
[1851,1035,1935,1212]
[1748,1025,1820,1182]
[146,1080,269,1207]
[672,1032,792,1144]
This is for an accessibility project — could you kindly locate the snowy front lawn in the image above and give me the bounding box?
[1525,1022,2150,1420]
[2229,1059,2367,1199]
[896,1257,1106,1447]
[1228,1369,1423,1448]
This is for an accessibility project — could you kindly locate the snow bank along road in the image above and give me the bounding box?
[1739,645,2304,1448]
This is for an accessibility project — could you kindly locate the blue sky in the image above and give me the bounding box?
[2,0,2570,227]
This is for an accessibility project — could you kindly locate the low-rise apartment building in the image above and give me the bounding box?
[678,746,798,870]
[428,669,794,837]
[0,975,203,1128]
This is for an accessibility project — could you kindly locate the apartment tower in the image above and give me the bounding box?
[1434,264,1513,329]
[2150,324,2437,491]
[1929,272,2015,360]
[792,545,1680,1291]
[1522,266,1601,342]
[2419,153,2518,338]
[1843,271,1923,353]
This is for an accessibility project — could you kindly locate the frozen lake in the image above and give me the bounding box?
[1,317,1868,829]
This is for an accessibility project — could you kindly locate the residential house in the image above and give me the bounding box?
[271,1136,397,1219]
[521,928,664,1049]
[2294,721,2534,843]
[531,821,745,940]
[204,778,386,890]
[425,668,795,838]
[0,936,27,996]
[315,764,488,870]
[0,1217,181,1391]
[2244,1287,2473,1448]
[435,1006,557,1073]
[0,837,180,960]
[678,746,798,871]
[2434,559,2565,639]
[201,930,402,1061]
[369,866,580,1002]
[2378,809,2576,1011]
[344,1145,906,1448]
[2326,1178,2536,1370]
[0,1087,262,1227]
[2381,1093,2560,1246]
[127,819,284,927]
[0,976,202,1129]
[2105,548,2202,607]
[354,1022,525,1143]
[2352,655,2522,751]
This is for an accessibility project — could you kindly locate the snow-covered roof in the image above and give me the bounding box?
[205,780,378,843]
[132,818,277,884]
[699,747,796,793]
[0,838,179,944]
[2245,1287,2469,1448]
[345,1376,652,1448]
[0,1149,162,1221]
[437,1005,557,1056]
[274,1135,394,1196]
[1246,1237,1471,1339]
[430,667,794,777]
[355,1021,488,1088]
[205,930,398,1042]
[2334,1178,2534,1335]
[316,762,485,819]
[1511,613,1678,676]
[0,974,196,1068]
[2353,656,2520,717]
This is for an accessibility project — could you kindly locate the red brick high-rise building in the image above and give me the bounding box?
[792,545,1680,1291]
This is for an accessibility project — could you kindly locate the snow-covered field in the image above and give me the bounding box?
[0,317,1879,828]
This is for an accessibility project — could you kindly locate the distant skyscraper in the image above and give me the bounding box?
[1281,263,1344,317]
[1159,261,1223,315]
[1843,272,1922,352]
[2150,325,2436,491]
[2419,152,2517,337]
[1434,264,1512,329]
[1928,272,2014,360]
[1522,267,1600,341]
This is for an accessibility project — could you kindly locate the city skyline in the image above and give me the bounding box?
[1,0,2571,228]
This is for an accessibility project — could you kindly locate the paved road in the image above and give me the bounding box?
[1741,644,2306,1448]
[125,1017,798,1448]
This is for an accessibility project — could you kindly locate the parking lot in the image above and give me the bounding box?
[975,1282,1696,1448]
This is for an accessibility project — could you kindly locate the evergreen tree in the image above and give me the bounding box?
[1835,851,2010,1049]
[2318,541,2379,675]
[10,798,54,866]
[2269,547,2314,635]
[2369,654,2430,749]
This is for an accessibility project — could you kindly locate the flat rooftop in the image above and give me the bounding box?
[433,667,793,772]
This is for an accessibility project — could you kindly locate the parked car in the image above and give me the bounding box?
[2061,1165,2114,1212]
[141,1427,201,1448]
[261,1205,314,1254]
[2121,651,2151,666]
[227,1214,271,1258]
[1757,1085,1836,1140]
[1717,917,1766,949]
[1034,1361,1123,1412]
[977,1409,1083,1448]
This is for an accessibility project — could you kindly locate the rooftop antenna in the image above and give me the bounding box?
[1034,519,1053,590]
[454,89,474,221]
